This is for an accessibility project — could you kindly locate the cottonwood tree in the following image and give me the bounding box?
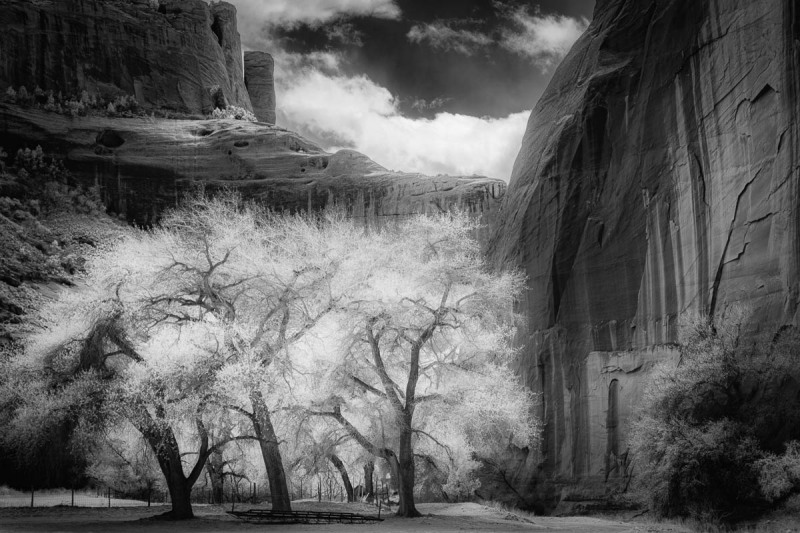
[85,423,162,500]
[286,415,363,503]
[7,289,249,519]
[6,194,362,517]
[309,212,538,517]
[152,195,364,511]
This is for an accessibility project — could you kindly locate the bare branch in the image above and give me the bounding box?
[310,406,395,461]
[350,375,387,399]
[412,429,453,460]
[366,319,405,415]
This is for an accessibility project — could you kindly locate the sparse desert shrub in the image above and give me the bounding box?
[211,105,257,122]
[104,94,139,116]
[16,86,31,106]
[756,441,800,502]
[3,84,143,118]
[1,146,105,220]
[629,309,800,522]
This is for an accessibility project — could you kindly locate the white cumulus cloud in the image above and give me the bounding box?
[501,9,588,70]
[274,52,529,182]
[206,1,531,182]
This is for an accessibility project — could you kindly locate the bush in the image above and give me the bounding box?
[629,309,800,522]
[3,85,142,118]
[210,105,257,122]
[756,441,800,502]
[2,146,105,216]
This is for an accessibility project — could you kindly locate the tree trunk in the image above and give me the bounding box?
[250,391,292,511]
[139,415,197,519]
[206,449,225,504]
[396,427,420,517]
[329,454,355,502]
[163,472,194,519]
[364,460,375,503]
[147,439,195,519]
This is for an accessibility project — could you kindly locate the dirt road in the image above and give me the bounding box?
[0,502,682,533]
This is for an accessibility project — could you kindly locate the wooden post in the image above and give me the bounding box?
[107,487,111,508]
[147,487,151,507]
[30,487,33,508]
[71,488,74,507]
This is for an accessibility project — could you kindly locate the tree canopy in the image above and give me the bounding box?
[1,195,539,518]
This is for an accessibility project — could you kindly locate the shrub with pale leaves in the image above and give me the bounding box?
[211,105,257,122]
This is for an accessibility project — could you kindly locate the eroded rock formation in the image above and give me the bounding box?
[0,0,253,115]
[0,104,503,229]
[488,0,800,509]
[244,52,277,124]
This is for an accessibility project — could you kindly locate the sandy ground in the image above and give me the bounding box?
[0,502,689,533]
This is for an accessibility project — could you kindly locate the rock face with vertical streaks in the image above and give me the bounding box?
[244,52,277,124]
[0,0,253,115]
[487,0,800,510]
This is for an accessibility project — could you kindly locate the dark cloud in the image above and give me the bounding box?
[271,0,594,118]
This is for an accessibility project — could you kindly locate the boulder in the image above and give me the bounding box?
[0,0,252,115]
[487,0,800,509]
[244,52,277,124]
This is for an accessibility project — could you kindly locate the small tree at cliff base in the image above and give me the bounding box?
[307,212,539,517]
[629,307,800,522]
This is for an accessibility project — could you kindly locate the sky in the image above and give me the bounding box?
[221,0,595,181]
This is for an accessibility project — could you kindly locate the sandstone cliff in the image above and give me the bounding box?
[0,0,253,115]
[0,104,504,230]
[488,0,800,508]
[244,52,277,124]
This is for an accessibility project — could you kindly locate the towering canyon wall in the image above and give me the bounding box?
[488,0,800,508]
[0,0,253,115]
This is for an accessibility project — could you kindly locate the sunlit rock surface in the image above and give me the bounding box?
[0,0,253,115]
[487,0,800,509]
[0,105,504,229]
[244,52,277,125]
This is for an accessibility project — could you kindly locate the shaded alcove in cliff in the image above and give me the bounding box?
[211,15,224,46]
